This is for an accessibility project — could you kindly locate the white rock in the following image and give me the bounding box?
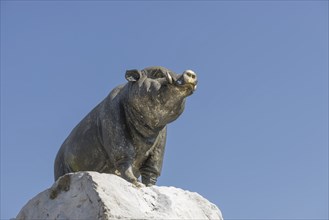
[16,172,223,220]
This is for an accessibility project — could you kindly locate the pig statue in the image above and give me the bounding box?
[54,66,197,187]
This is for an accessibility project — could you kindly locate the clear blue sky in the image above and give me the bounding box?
[1,1,328,219]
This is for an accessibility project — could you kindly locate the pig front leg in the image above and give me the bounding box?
[117,158,143,188]
[140,158,160,186]
[140,128,166,186]
[103,127,143,187]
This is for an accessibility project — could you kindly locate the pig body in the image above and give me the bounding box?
[54,66,197,186]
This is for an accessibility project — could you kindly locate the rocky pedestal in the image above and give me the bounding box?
[16,172,223,220]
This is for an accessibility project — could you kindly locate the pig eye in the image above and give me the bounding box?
[152,72,165,79]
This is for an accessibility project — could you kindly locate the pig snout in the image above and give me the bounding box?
[182,70,197,85]
[176,70,198,89]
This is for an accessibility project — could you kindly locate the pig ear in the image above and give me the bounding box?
[125,69,142,82]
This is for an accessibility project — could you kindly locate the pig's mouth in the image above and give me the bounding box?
[149,70,197,92]
[163,71,197,91]
[174,76,198,92]
[175,79,197,91]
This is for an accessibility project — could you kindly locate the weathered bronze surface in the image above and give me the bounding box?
[54,66,197,186]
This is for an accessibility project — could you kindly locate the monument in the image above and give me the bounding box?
[54,66,198,187]
[16,67,224,219]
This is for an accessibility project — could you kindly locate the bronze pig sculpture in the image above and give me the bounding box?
[54,66,197,187]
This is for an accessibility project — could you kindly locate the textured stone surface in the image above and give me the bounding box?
[17,172,223,220]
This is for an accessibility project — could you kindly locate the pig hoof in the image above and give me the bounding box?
[132,180,144,188]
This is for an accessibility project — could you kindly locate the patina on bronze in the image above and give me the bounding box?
[54,66,197,187]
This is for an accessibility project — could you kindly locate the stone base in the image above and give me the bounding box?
[16,172,223,220]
